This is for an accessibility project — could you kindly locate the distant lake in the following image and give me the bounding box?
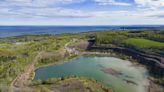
[0,25,164,38]
[34,56,149,92]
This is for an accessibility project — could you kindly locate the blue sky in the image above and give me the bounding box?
[0,0,164,25]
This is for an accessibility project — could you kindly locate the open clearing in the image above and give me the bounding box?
[124,38,164,48]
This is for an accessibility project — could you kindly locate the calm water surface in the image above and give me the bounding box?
[34,56,149,92]
[1,25,164,38]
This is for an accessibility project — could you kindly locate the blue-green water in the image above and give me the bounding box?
[1,26,164,38]
[34,56,149,92]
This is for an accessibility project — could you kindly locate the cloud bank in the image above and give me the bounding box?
[0,0,164,25]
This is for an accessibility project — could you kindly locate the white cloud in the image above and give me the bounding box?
[95,0,131,6]
[17,7,91,18]
[2,5,164,20]
[1,9,164,25]
[0,0,164,25]
[135,0,164,9]
[0,7,92,19]
[1,0,84,7]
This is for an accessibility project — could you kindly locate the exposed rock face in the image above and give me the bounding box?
[89,46,164,77]
[112,47,164,77]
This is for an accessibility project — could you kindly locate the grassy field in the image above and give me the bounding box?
[123,38,164,48]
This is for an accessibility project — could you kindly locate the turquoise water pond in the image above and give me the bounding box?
[34,56,149,92]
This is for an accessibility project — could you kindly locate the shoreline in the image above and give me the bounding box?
[33,55,151,92]
[33,52,150,88]
[32,55,80,81]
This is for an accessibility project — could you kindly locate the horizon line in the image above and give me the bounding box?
[0,24,164,26]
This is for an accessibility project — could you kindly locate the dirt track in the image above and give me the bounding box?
[11,41,72,88]
[12,51,44,88]
[11,40,83,88]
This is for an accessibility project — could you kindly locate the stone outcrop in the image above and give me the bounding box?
[113,47,164,77]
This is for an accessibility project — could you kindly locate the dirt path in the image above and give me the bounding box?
[11,41,72,88]
[11,51,44,88]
